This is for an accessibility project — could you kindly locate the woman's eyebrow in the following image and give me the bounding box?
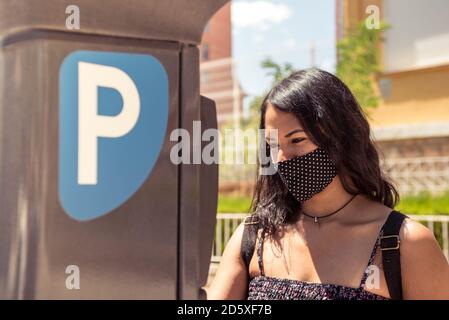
[284,129,304,138]
[265,128,304,141]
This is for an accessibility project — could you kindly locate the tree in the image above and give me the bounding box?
[336,21,390,110]
[239,58,296,130]
[261,58,295,87]
[218,59,296,188]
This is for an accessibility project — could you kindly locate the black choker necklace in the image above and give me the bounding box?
[302,194,359,225]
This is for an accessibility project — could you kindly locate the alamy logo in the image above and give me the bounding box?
[59,50,169,221]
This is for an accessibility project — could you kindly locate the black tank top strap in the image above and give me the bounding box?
[380,210,407,300]
[240,215,261,276]
[359,210,407,300]
[359,228,383,288]
[257,228,266,276]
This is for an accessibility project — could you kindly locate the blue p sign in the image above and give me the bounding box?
[59,50,169,221]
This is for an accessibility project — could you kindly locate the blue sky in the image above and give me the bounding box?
[231,0,336,109]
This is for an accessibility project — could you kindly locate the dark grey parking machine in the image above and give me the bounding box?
[0,0,227,299]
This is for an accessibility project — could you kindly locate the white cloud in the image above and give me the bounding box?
[252,34,265,44]
[232,1,292,31]
[283,38,297,48]
[281,27,290,35]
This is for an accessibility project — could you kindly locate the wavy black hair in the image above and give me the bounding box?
[251,68,399,237]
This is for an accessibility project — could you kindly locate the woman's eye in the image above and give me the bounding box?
[291,138,305,144]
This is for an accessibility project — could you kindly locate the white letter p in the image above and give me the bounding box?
[78,62,140,185]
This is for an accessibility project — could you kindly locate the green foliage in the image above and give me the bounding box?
[218,191,449,215]
[217,195,252,213]
[261,58,295,86]
[396,190,449,215]
[238,58,296,131]
[336,22,390,110]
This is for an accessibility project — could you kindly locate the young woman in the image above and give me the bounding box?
[206,68,449,300]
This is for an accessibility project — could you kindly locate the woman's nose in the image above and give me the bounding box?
[274,148,293,163]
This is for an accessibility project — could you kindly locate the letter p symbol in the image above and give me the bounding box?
[59,50,168,221]
[78,62,140,185]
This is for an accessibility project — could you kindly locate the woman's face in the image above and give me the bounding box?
[264,103,318,163]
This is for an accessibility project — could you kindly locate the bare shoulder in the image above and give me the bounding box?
[205,222,248,300]
[400,217,444,256]
[399,217,446,261]
[399,216,449,299]
[356,198,449,299]
[224,222,246,258]
[400,217,437,243]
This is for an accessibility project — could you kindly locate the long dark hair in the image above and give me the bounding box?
[251,68,399,237]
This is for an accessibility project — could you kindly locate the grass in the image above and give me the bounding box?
[218,190,449,215]
[217,195,253,213]
[396,190,449,215]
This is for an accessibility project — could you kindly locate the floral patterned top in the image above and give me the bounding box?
[247,225,389,300]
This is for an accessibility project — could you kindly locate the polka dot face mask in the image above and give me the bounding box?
[276,148,337,203]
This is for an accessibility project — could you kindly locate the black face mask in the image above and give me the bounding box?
[276,148,337,203]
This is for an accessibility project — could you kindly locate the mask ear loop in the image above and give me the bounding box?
[277,169,289,188]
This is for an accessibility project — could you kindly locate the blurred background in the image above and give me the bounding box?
[200,0,449,284]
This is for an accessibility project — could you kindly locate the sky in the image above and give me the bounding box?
[231,0,336,110]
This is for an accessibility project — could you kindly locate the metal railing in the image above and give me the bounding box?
[211,213,449,263]
[218,154,449,196]
[384,156,449,195]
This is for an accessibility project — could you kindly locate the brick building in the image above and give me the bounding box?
[199,2,246,127]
